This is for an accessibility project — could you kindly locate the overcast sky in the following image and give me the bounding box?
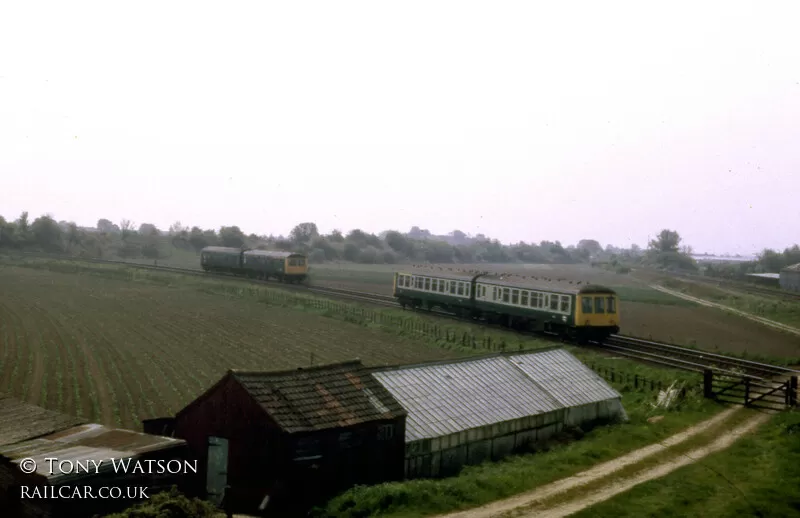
[1,1,798,254]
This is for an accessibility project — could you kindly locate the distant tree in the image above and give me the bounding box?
[97,218,120,234]
[289,222,319,244]
[310,237,338,260]
[382,250,397,264]
[328,229,344,243]
[648,229,681,253]
[31,215,63,252]
[138,223,159,236]
[169,221,189,236]
[343,243,360,261]
[449,230,468,244]
[120,219,135,241]
[188,227,208,252]
[385,231,411,256]
[577,239,603,256]
[0,216,17,248]
[346,229,369,246]
[66,222,81,250]
[16,211,30,234]
[219,226,246,248]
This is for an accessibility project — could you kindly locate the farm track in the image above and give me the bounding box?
[668,272,800,301]
[4,254,799,401]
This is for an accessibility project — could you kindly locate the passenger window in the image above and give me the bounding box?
[415,277,422,289]
[425,278,431,290]
[439,281,445,293]
[502,288,510,303]
[521,291,529,306]
[511,289,519,304]
[465,284,470,297]
[492,287,497,300]
[560,296,569,312]
[607,297,616,313]
[457,282,464,295]
[431,279,438,291]
[595,297,605,314]
[450,281,456,294]
[549,295,558,310]
[582,297,593,313]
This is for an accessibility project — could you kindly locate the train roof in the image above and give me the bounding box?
[201,246,242,254]
[243,250,305,259]
[395,266,616,295]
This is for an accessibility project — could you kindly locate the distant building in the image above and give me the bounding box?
[745,273,781,287]
[0,393,187,518]
[371,348,627,478]
[169,361,407,515]
[780,263,800,292]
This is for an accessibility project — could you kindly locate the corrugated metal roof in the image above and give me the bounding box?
[243,250,300,259]
[393,268,615,295]
[0,393,86,447]
[372,348,621,442]
[746,273,781,279]
[201,246,242,253]
[508,349,621,407]
[198,361,406,434]
[0,423,186,484]
[782,263,800,272]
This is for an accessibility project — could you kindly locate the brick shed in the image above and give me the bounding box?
[0,393,188,518]
[171,360,407,515]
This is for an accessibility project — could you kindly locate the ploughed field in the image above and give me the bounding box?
[309,263,800,359]
[0,264,458,429]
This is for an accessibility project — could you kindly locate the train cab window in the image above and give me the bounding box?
[521,291,529,306]
[439,281,446,293]
[560,296,570,312]
[502,288,510,303]
[511,289,519,304]
[594,297,605,314]
[397,275,403,287]
[298,259,305,266]
[581,297,593,313]
[549,295,559,311]
[424,278,431,290]
[431,279,437,291]
[457,282,464,296]
[607,297,616,313]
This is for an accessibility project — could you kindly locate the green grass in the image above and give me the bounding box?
[569,409,800,518]
[662,278,800,328]
[318,388,723,518]
[610,285,697,307]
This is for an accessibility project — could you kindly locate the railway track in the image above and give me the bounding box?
[6,252,799,381]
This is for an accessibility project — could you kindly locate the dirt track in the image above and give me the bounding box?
[438,407,770,518]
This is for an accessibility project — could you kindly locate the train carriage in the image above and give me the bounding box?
[200,247,309,283]
[392,268,620,342]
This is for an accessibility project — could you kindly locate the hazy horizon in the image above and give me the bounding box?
[2,2,799,256]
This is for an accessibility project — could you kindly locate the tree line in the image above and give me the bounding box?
[0,211,703,271]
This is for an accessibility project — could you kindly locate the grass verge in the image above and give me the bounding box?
[569,409,800,518]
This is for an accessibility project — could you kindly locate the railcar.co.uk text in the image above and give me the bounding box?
[16,457,198,500]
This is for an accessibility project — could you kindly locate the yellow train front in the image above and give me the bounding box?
[571,286,620,342]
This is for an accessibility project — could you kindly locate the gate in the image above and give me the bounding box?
[206,436,229,507]
[704,369,798,411]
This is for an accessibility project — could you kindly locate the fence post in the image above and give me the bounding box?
[703,369,713,399]
[791,376,798,407]
[744,378,751,406]
[634,374,639,389]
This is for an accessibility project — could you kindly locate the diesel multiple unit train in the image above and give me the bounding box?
[393,268,620,342]
[200,246,309,282]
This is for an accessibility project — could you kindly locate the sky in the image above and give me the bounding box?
[1,1,798,255]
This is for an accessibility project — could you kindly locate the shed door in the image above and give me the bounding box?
[206,436,229,506]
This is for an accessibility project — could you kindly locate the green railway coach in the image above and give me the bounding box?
[199,246,309,283]
[393,268,620,342]
[200,246,243,272]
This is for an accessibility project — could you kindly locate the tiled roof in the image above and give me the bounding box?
[0,393,86,447]
[230,360,405,433]
[372,348,622,442]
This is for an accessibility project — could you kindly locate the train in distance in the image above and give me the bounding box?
[392,266,620,342]
[199,246,309,283]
